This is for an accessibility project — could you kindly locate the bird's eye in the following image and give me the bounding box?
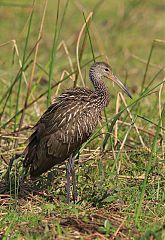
[104,68,109,72]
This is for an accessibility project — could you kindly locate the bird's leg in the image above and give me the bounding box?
[66,155,71,204]
[70,155,78,203]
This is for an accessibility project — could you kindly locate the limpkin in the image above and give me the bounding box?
[23,62,132,203]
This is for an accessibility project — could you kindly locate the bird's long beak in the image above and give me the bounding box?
[108,74,132,99]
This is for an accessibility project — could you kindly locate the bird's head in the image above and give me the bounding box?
[90,62,132,99]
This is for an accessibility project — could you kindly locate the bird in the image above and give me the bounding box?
[23,62,132,203]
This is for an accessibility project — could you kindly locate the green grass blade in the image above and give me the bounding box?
[14,1,35,131]
[47,0,69,106]
[0,60,33,118]
[141,41,155,91]
[47,0,60,107]
[135,103,165,225]
[83,12,95,63]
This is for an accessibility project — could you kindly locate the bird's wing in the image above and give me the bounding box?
[23,88,100,176]
[33,88,95,137]
[46,99,99,155]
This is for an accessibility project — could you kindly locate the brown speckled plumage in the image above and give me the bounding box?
[23,62,131,179]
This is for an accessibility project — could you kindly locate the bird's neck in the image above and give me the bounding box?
[89,71,110,108]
